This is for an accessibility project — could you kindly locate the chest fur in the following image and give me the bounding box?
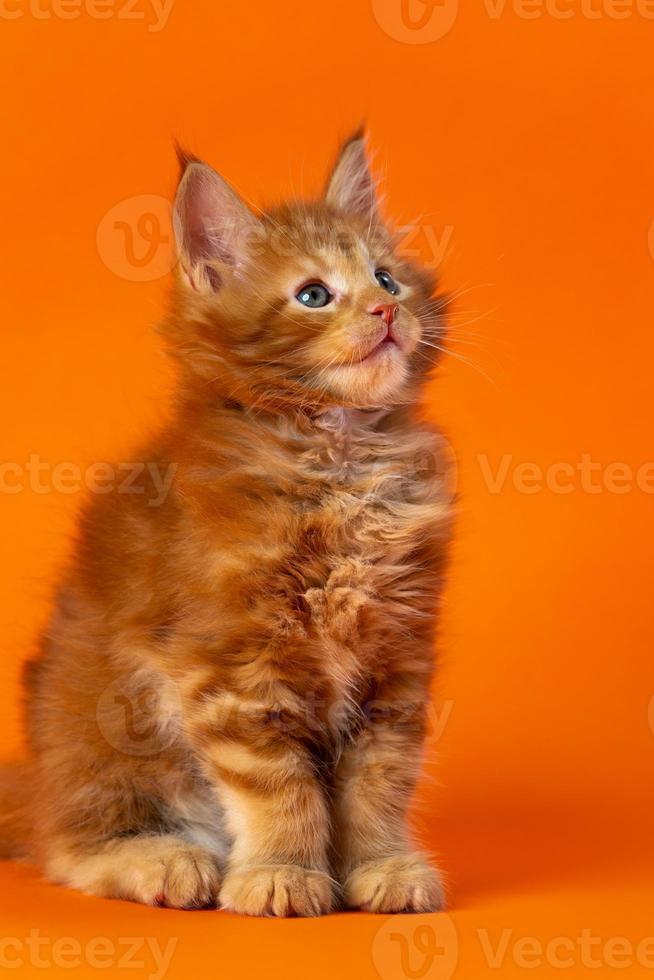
[290,413,450,646]
[187,411,450,709]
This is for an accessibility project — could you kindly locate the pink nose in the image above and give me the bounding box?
[370,303,398,327]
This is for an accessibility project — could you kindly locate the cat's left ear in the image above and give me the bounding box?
[324,130,381,223]
[173,150,260,293]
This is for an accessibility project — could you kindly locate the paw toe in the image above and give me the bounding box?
[345,854,445,914]
[220,865,333,917]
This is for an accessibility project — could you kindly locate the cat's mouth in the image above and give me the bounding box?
[351,326,402,366]
[362,333,398,362]
[308,324,410,403]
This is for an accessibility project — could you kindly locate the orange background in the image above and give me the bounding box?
[1,1,653,977]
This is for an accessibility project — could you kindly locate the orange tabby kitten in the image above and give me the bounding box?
[0,133,453,915]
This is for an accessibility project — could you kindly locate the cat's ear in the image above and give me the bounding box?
[173,150,260,292]
[324,130,381,222]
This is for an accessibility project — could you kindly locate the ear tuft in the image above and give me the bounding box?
[173,156,260,293]
[174,142,201,180]
[325,129,380,222]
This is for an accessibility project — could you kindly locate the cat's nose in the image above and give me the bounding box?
[370,303,398,327]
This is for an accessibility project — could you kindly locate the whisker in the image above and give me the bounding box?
[416,339,498,386]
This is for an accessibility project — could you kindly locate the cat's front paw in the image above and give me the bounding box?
[53,836,222,909]
[219,864,334,917]
[344,854,445,913]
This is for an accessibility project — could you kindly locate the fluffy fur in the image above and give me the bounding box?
[0,133,453,916]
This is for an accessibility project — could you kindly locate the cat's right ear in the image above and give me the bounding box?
[173,150,260,293]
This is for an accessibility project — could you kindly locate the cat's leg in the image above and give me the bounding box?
[46,834,222,908]
[31,705,222,908]
[28,655,225,909]
[36,757,224,908]
[183,690,334,917]
[332,689,445,913]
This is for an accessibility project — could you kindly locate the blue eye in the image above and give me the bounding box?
[296,283,333,308]
[375,269,400,296]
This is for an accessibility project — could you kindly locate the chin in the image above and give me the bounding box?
[321,347,410,408]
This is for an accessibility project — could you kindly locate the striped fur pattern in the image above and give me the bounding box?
[1,133,453,916]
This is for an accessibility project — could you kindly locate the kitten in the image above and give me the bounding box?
[0,133,453,915]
